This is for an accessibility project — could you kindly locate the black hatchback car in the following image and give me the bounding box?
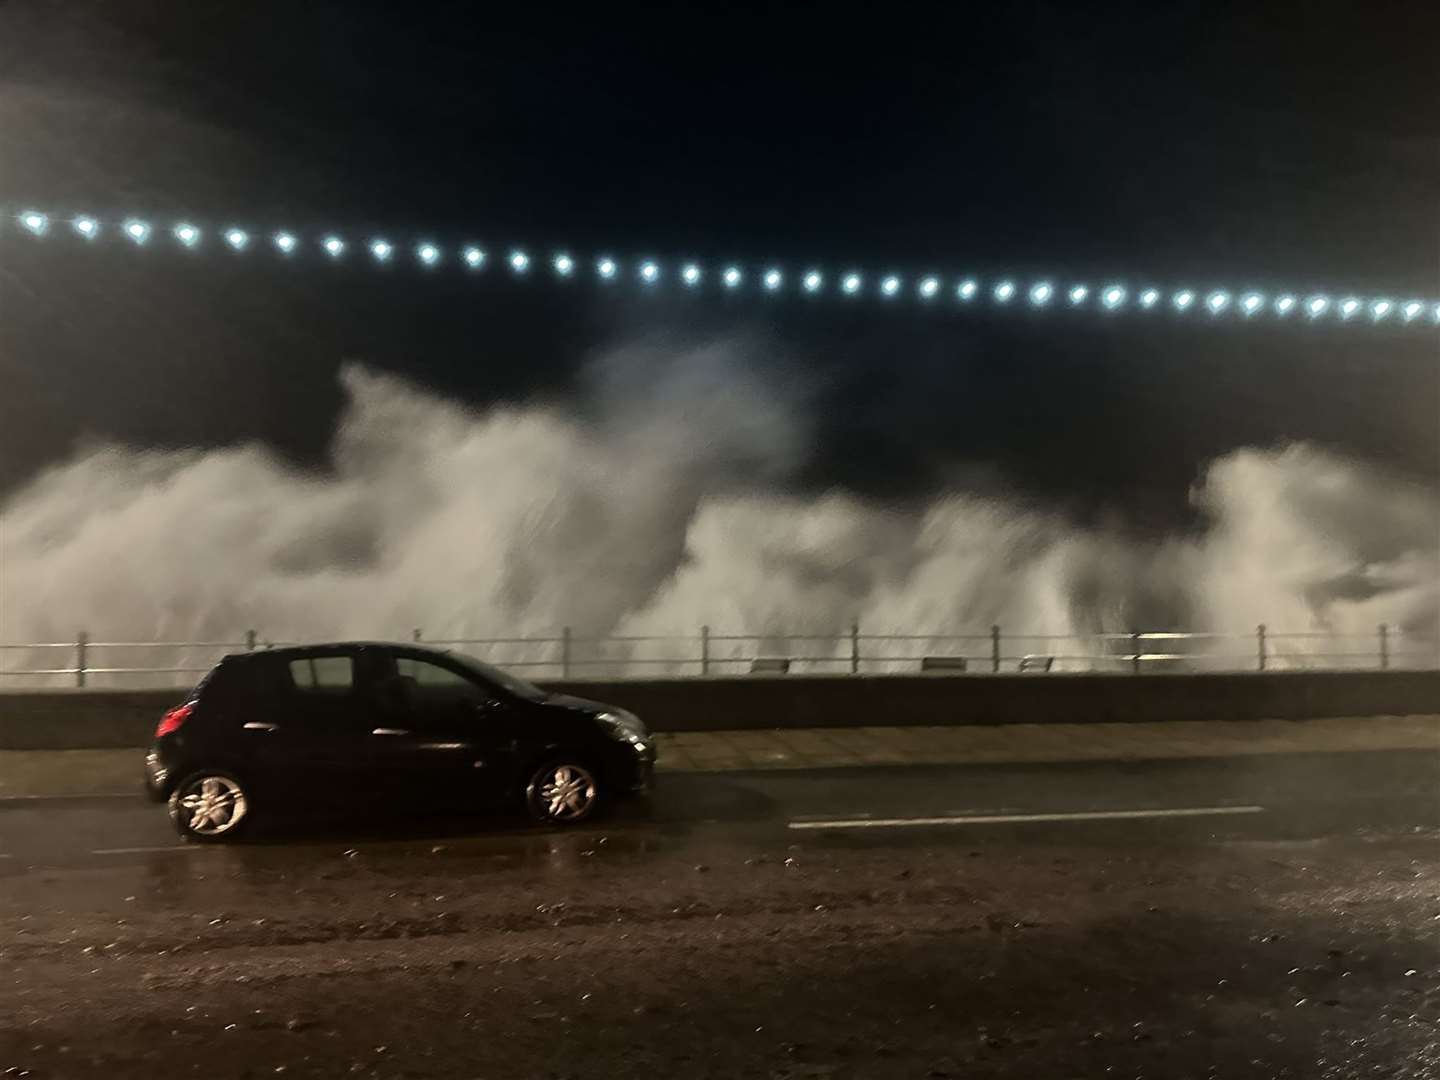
[144,642,655,841]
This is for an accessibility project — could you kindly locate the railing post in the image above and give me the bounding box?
[245,629,257,652]
[1378,623,1389,670]
[1256,624,1266,672]
[850,622,860,675]
[75,631,89,688]
[561,626,571,679]
[700,625,710,676]
[1130,631,1142,674]
[991,624,1002,673]
[412,628,423,643]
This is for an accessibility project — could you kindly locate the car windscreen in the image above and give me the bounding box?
[446,652,549,702]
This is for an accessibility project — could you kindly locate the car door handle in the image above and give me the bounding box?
[243,722,280,732]
[371,727,411,736]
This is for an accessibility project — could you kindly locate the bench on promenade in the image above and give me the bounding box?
[920,656,968,672]
[749,658,791,674]
[1018,655,1055,672]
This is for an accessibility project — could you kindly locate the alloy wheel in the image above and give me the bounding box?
[175,774,248,837]
[532,763,598,823]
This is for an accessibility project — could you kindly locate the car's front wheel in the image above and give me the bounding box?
[169,769,252,842]
[524,759,601,825]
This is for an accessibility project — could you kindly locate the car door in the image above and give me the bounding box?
[365,651,521,808]
[241,650,377,810]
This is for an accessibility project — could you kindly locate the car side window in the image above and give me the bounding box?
[289,656,355,694]
[395,656,492,706]
[396,657,474,690]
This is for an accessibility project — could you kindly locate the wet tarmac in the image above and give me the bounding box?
[2,750,1438,1077]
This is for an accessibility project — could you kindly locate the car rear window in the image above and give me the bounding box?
[189,657,249,701]
[288,656,355,693]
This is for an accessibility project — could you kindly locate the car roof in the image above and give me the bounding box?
[224,641,455,663]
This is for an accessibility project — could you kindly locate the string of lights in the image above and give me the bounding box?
[8,209,1438,328]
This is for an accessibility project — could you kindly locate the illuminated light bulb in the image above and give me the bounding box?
[1432,304,1440,324]
[34,215,1427,334]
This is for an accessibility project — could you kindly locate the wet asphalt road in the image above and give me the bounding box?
[3,750,1439,1079]
[2,748,1437,864]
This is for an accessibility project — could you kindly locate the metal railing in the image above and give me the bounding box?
[0,623,1433,687]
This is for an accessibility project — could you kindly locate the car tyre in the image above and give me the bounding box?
[169,769,253,843]
[524,758,602,826]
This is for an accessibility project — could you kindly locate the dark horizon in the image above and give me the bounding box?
[1,0,1436,529]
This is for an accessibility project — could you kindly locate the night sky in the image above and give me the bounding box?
[1,0,1436,528]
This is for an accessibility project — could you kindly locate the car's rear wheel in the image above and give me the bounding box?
[169,770,252,842]
[524,759,601,825]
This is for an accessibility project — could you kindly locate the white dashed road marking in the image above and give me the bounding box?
[0,793,136,803]
[787,805,1266,830]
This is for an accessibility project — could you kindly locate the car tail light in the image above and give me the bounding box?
[156,703,194,738]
